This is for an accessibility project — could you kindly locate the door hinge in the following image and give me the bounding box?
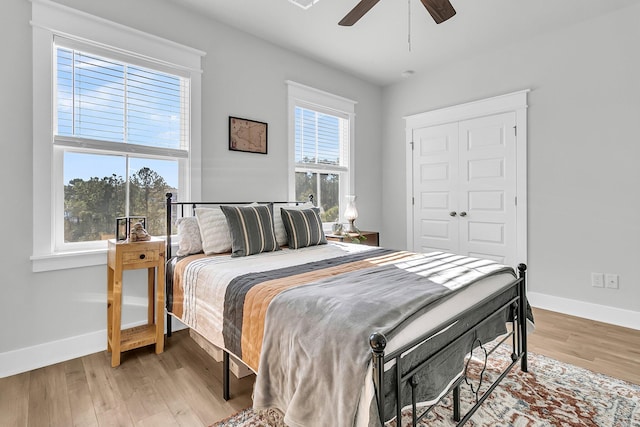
[513,126,517,136]
[515,196,517,206]
[412,197,415,205]
[410,141,414,150]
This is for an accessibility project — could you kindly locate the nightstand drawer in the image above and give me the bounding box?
[121,248,160,265]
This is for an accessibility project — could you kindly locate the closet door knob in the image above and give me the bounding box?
[449,211,457,217]
[460,212,467,217]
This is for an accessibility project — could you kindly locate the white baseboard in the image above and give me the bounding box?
[0,320,188,379]
[528,291,640,331]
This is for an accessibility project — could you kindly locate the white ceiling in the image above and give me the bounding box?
[169,0,637,86]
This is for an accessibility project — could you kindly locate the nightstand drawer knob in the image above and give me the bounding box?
[139,254,146,260]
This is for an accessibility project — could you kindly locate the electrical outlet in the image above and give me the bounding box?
[591,272,604,288]
[605,273,619,289]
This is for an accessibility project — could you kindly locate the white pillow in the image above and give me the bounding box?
[195,207,232,254]
[175,216,203,256]
[273,202,313,246]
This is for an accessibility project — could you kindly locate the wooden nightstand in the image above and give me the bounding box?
[326,230,379,246]
[107,238,165,367]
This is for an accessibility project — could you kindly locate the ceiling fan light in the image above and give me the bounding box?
[288,0,320,10]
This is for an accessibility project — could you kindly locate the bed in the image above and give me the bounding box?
[163,193,531,427]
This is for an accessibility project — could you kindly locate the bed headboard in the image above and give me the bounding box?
[164,192,314,258]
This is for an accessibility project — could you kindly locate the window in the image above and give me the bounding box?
[287,81,356,226]
[55,42,186,243]
[32,1,204,271]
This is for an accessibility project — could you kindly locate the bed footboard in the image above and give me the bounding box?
[371,264,528,426]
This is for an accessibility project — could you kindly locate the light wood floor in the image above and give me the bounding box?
[527,307,640,385]
[0,308,638,426]
[0,330,253,427]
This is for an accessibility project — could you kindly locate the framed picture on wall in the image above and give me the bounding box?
[229,116,268,154]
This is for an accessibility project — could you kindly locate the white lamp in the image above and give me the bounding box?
[344,195,358,233]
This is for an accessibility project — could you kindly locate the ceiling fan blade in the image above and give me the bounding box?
[339,0,381,26]
[420,0,456,24]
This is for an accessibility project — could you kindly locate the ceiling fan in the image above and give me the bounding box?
[339,0,456,26]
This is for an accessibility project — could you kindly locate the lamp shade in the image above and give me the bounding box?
[344,195,358,232]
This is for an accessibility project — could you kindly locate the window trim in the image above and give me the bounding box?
[286,81,356,224]
[31,0,204,272]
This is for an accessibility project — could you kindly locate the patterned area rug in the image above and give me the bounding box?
[211,345,640,426]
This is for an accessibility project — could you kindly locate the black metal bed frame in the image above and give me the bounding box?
[163,192,528,426]
[370,264,528,426]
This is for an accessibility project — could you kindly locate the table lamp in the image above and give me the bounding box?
[344,195,358,232]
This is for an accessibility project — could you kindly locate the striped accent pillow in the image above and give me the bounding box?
[220,204,280,257]
[273,202,313,246]
[280,207,327,249]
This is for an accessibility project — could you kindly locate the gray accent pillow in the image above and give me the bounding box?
[220,204,280,257]
[273,202,313,246]
[280,207,327,249]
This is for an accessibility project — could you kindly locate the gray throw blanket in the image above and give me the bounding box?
[252,252,512,427]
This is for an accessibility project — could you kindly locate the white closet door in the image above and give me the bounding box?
[458,112,517,265]
[411,112,517,265]
[412,122,459,253]
[406,90,528,265]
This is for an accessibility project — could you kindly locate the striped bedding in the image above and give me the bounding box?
[168,242,516,427]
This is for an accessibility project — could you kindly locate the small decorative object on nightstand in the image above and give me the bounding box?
[107,237,165,367]
[129,222,151,242]
[116,216,147,242]
[326,230,379,247]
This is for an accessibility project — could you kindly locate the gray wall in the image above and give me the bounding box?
[381,4,640,314]
[0,0,382,366]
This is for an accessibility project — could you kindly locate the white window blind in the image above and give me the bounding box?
[294,106,349,168]
[55,40,189,157]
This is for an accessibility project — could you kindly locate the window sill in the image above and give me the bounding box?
[31,249,108,272]
[31,241,176,272]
